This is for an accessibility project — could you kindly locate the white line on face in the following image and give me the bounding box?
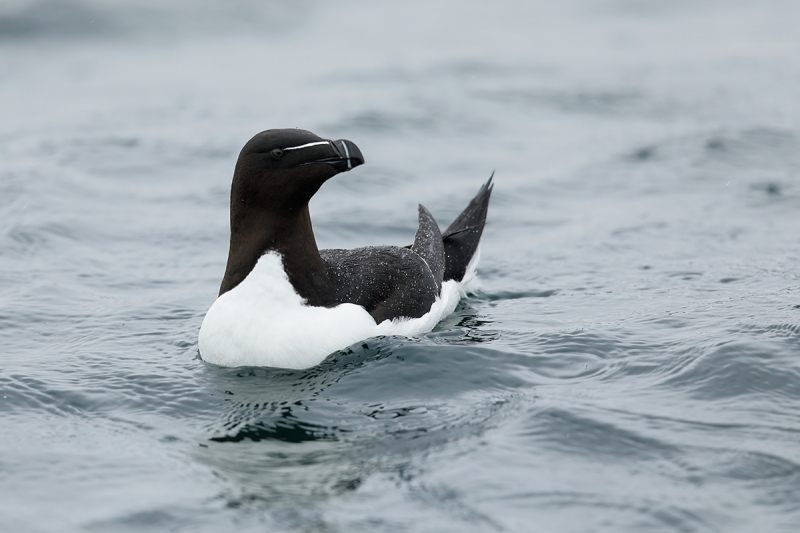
[282,141,330,151]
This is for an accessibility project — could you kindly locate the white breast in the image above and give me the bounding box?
[198,251,477,369]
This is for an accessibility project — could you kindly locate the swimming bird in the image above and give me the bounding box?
[198,129,493,369]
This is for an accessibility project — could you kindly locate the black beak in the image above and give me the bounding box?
[320,139,365,173]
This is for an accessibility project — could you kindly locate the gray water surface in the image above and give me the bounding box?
[2,1,800,531]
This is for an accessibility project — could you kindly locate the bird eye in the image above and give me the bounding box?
[270,148,284,159]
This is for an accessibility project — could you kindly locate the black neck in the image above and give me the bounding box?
[218,204,330,304]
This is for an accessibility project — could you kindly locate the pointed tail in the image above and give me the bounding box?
[442,173,494,282]
[412,204,445,291]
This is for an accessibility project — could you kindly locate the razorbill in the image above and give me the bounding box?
[198,128,493,369]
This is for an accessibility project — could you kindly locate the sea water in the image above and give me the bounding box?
[1,1,800,531]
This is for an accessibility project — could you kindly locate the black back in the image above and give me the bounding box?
[320,247,438,323]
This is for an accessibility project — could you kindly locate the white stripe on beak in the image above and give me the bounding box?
[340,141,352,169]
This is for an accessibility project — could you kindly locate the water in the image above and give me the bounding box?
[2,1,800,531]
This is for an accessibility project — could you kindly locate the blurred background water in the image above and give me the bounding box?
[1,1,800,531]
